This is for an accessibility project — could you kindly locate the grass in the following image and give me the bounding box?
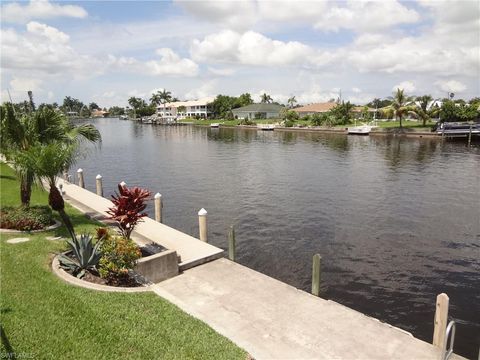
[0,162,246,359]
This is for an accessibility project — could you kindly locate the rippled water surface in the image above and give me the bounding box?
[76,118,479,358]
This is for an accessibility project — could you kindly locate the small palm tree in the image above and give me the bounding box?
[17,142,77,239]
[260,93,273,104]
[287,96,297,109]
[391,89,415,128]
[154,90,172,119]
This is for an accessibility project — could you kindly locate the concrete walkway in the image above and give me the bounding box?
[57,178,223,269]
[153,258,465,360]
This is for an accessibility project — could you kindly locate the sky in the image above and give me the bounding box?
[1,0,479,108]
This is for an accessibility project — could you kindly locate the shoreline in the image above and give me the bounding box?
[192,123,441,138]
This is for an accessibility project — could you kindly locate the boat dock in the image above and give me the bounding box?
[58,175,468,360]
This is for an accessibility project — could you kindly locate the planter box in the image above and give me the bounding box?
[135,250,178,283]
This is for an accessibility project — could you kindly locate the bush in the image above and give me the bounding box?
[58,233,103,278]
[96,228,141,281]
[106,183,151,239]
[284,120,295,127]
[284,110,299,122]
[0,205,54,231]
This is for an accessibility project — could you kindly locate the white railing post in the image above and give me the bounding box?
[96,174,103,197]
[433,293,449,349]
[77,168,84,188]
[154,193,162,223]
[198,208,208,242]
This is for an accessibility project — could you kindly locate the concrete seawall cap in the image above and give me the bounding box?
[198,208,207,216]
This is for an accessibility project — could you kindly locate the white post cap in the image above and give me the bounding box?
[198,208,208,216]
[119,181,126,187]
[96,174,102,179]
[154,192,162,199]
[77,168,83,173]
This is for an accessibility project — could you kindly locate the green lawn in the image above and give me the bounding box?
[0,163,246,359]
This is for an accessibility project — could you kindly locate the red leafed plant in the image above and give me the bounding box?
[106,183,151,239]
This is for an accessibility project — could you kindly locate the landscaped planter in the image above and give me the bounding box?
[52,247,179,292]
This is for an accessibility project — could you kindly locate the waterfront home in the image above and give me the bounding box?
[232,103,285,119]
[293,102,337,117]
[91,109,109,118]
[157,97,214,120]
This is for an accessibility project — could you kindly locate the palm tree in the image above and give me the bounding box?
[149,93,161,107]
[0,104,101,206]
[151,90,172,119]
[260,93,273,104]
[287,96,297,109]
[414,95,435,127]
[391,89,415,128]
[19,142,78,239]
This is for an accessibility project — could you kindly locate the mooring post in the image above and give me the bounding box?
[77,168,85,188]
[95,174,103,197]
[198,208,208,242]
[119,181,126,187]
[154,193,162,223]
[312,254,321,297]
[63,171,69,181]
[468,124,472,146]
[228,225,236,261]
[433,293,449,349]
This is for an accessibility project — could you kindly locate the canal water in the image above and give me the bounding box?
[76,118,479,358]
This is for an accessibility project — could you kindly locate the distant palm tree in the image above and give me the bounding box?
[149,93,161,107]
[260,93,273,104]
[287,96,297,109]
[153,90,172,119]
[391,89,415,128]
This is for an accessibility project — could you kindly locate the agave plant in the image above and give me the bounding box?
[58,234,103,278]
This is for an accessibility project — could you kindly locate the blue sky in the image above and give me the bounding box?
[1,0,479,108]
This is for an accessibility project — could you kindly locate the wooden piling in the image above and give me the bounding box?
[312,254,321,297]
[77,168,85,188]
[228,225,236,261]
[198,208,208,242]
[154,193,162,223]
[468,124,472,146]
[95,174,103,197]
[433,293,449,348]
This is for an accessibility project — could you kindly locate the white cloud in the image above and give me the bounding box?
[146,48,199,76]
[1,22,100,75]
[185,81,217,100]
[392,81,416,93]
[191,30,330,67]
[1,0,88,24]
[207,67,236,76]
[352,87,361,94]
[435,80,467,94]
[314,0,420,32]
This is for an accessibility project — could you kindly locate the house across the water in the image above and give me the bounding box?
[232,103,285,119]
[157,97,214,120]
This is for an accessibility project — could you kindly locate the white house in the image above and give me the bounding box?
[157,97,214,120]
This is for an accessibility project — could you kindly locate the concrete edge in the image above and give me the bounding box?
[179,250,225,271]
[51,255,153,293]
[0,220,62,234]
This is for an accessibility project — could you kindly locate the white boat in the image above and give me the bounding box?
[348,125,371,135]
[257,124,275,131]
[210,123,220,128]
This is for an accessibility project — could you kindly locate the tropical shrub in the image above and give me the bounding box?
[106,183,151,239]
[96,228,141,281]
[284,119,295,127]
[239,117,256,125]
[0,205,54,231]
[58,233,103,278]
[284,110,299,122]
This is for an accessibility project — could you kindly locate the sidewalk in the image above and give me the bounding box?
[153,258,465,360]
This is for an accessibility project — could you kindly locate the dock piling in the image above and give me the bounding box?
[77,168,85,188]
[198,208,208,242]
[312,254,321,297]
[468,124,472,146]
[95,174,103,197]
[228,225,236,261]
[154,193,163,223]
[433,293,449,349]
